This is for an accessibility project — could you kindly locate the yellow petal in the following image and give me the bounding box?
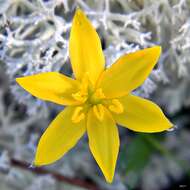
[69,9,105,84]
[87,106,119,183]
[113,94,173,133]
[97,46,161,98]
[16,72,81,105]
[34,106,86,166]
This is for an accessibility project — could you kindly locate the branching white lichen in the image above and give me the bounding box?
[0,0,161,115]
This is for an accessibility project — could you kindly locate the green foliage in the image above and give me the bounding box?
[119,134,154,175]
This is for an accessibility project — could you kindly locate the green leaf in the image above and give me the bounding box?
[119,134,154,175]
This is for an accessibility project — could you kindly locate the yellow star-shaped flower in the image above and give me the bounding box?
[16,9,172,183]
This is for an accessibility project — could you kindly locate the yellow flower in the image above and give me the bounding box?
[16,9,172,183]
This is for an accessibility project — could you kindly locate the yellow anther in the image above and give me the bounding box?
[109,99,124,114]
[71,107,85,123]
[72,92,87,103]
[72,73,90,103]
[93,104,104,121]
[94,88,105,99]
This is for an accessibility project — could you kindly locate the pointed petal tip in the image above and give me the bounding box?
[105,175,114,184]
[75,7,82,13]
[163,115,173,132]
[33,157,42,167]
[72,8,87,29]
[33,155,50,167]
[15,77,25,86]
[33,148,52,167]
[15,76,31,89]
[33,145,59,167]
[15,77,21,83]
[167,124,177,132]
[74,8,85,20]
[167,121,174,130]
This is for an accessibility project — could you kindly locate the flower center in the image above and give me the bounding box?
[88,88,105,105]
[72,73,105,106]
[71,74,124,123]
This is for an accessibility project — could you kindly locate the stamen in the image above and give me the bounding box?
[93,104,104,121]
[72,72,90,103]
[93,88,105,99]
[72,92,87,102]
[109,99,124,114]
[71,107,85,123]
